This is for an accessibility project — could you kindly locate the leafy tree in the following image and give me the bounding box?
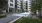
[31,0,42,18]
[31,0,38,14]
[31,0,39,13]
[0,0,7,8]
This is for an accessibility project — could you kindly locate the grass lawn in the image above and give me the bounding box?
[13,17,42,23]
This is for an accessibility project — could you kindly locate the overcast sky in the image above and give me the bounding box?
[24,0,26,1]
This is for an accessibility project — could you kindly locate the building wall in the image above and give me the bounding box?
[8,0,15,12]
[15,0,28,13]
[15,0,24,13]
[17,0,22,10]
[23,0,28,12]
[23,1,27,12]
[28,0,31,12]
[16,0,28,12]
[8,0,28,13]
[15,0,21,13]
[8,0,15,8]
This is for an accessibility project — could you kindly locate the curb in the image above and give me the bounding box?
[9,16,22,23]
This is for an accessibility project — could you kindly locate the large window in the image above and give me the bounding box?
[10,3,13,6]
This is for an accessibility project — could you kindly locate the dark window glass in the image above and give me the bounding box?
[10,0,13,2]
[10,3,13,6]
[29,4,31,5]
[17,7,19,8]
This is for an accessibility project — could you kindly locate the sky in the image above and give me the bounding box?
[24,0,26,1]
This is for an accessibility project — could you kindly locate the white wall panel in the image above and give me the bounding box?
[8,0,15,8]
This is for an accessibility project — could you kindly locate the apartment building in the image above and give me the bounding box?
[8,0,15,12]
[16,0,23,12]
[28,0,31,12]
[16,0,28,12]
[8,0,28,13]
[23,0,28,12]
[23,1,26,12]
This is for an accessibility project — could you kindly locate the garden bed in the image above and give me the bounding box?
[0,14,6,19]
[13,17,42,23]
[0,15,6,18]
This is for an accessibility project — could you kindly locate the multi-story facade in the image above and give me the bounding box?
[16,0,23,12]
[8,0,15,12]
[23,0,28,12]
[23,1,27,12]
[17,0,22,10]
[26,1,28,12]
[16,0,28,12]
[8,0,28,13]
[28,0,31,12]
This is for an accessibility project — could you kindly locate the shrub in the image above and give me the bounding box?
[13,17,42,23]
[0,15,6,19]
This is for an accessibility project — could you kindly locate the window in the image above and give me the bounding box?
[10,3,13,6]
[17,6,21,10]
[10,0,13,2]
[17,6,20,8]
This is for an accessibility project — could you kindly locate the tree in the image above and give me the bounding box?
[31,0,38,15]
[0,0,7,9]
[37,0,42,18]
[31,0,42,18]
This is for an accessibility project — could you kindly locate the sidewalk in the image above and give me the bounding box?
[9,16,22,23]
[0,13,21,23]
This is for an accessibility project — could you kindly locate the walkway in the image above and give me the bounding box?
[0,14,21,23]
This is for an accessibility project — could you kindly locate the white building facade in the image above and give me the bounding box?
[8,0,29,13]
[8,0,15,12]
[28,0,31,13]
[23,0,28,12]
